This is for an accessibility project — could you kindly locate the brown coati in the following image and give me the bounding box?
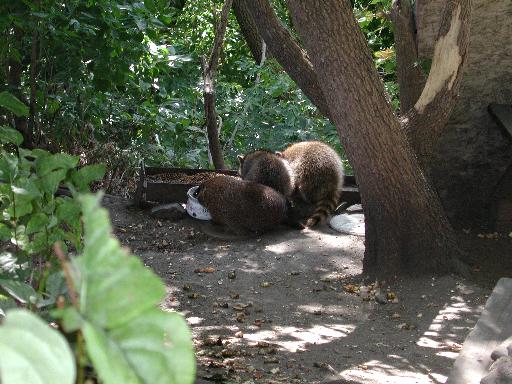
[238,149,294,197]
[238,141,344,228]
[196,175,287,236]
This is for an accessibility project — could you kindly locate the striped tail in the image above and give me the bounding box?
[305,189,341,228]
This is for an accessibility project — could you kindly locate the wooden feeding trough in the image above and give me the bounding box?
[134,162,238,207]
[134,162,361,208]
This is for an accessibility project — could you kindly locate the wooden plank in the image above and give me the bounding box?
[488,103,512,138]
[446,278,512,384]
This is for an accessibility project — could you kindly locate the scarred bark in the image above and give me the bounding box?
[240,0,332,120]
[401,0,471,171]
[287,0,466,277]
[391,0,426,113]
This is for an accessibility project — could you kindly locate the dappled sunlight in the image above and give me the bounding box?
[417,291,481,361]
[339,358,443,384]
[242,323,357,352]
[264,230,362,256]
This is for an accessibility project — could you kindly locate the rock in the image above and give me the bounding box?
[481,356,512,384]
[375,290,388,304]
[150,203,186,221]
[491,337,512,361]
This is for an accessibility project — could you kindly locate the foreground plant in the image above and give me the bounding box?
[0,193,195,384]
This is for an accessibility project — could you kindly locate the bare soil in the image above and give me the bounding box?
[103,194,512,384]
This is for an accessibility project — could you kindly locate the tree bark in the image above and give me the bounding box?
[202,0,232,170]
[391,0,426,113]
[287,0,466,277]
[233,0,266,63]
[400,0,471,172]
[241,0,332,120]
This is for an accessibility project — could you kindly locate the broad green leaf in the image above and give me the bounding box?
[110,309,195,384]
[35,153,78,176]
[56,199,81,226]
[0,279,39,304]
[79,194,165,328]
[0,309,75,384]
[39,169,67,195]
[83,322,141,384]
[74,194,195,384]
[0,125,24,145]
[26,212,49,235]
[7,193,33,218]
[71,163,106,191]
[0,91,29,117]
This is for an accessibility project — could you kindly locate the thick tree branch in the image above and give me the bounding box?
[401,0,471,170]
[242,0,332,120]
[233,0,266,63]
[391,0,426,113]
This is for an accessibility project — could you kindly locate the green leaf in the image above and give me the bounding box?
[85,309,195,384]
[39,169,67,195]
[0,91,29,117]
[71,163,106,191]
[0,309,76,384]
[35,153,79,176]
[56,199,81,226]
[72,193,195,384]
[26,212,49,235]
[0,223,11,241]
[0,279,39,304]
[0,125,24,145]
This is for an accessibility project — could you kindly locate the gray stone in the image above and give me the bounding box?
[481,356,512,384]
[150,203,186,221]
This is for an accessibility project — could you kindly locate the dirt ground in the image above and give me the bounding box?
[103,194,512,384]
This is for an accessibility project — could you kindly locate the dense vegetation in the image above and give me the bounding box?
[0,1,394,382]
[1,0,394,179]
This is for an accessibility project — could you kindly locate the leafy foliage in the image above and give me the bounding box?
[57,194,195,384]
[0,0,399,176]
[0,309,76,384]
[0,126,195,384]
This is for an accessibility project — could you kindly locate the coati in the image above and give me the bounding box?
[196,175,287,236]
[238,141,344,228]
[238,149,294,197]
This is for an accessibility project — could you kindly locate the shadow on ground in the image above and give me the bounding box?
[104,195,511,384]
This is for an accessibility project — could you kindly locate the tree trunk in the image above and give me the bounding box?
[201,0,232,170]
[287,0,466,277]
[202,56,226,170]
[391,0,426,113]
[233,0,266,63]
[241,0,333,120]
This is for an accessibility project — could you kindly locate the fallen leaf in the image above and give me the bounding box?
[194,267,215,273]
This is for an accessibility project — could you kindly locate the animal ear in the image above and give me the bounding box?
[237,154,245,164]
[276,151,283,157]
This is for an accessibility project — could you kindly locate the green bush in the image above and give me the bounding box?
[0,111,195,383]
